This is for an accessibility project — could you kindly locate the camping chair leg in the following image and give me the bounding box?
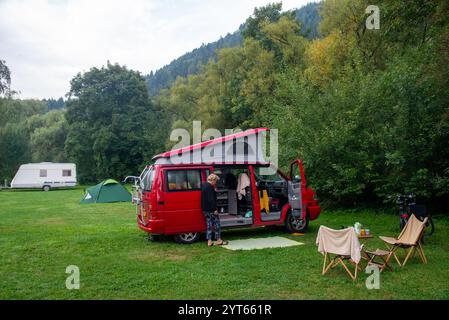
[393,248,402,266]
[331,259,339,269]
[402,247,415,267]
[386,244,402,267]
[416,246,425,263]
[339,258,357,281]
[382,254,394,272]
[323,255,357,280]
[417,242,428,264]
[322,253,328,275]
[362,250,371,262]
[369,253,393,272]
[338,258,357,280]
[323,253,337,275]
[412,246,417,259]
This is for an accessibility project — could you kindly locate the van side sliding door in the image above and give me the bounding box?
[162,167,207,234]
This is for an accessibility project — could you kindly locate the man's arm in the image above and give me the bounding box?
[210,185,218,213]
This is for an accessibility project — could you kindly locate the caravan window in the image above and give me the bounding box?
[63,170,72,177]
[40,169,47,177]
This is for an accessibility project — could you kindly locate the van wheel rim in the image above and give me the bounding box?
[180,233,197,242]
[291,217,304,230]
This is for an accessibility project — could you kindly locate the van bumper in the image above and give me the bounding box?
[307,205,321,221]
[137,218,164,234]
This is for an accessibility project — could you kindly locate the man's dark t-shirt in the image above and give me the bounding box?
[201,182,217,213]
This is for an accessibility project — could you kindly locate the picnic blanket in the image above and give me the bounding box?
[222,236,304,251]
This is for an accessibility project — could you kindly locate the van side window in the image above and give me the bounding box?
[62,170,72,177]
[142,169,155,191]
[187,170,201,189]
[40,169,47,177]
[166,170,201,192]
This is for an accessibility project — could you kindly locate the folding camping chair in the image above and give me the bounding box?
[374,215,428,268]
[316,226,363,281]
[363,248,394,272]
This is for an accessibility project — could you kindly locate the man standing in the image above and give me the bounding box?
[202,174,228,247]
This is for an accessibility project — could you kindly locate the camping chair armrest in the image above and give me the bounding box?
[379,236,398,245]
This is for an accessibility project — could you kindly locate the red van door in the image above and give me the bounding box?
[160,168,206,234]
[140,166,155,225]
[290,159,321,222]
[289,160,305,218]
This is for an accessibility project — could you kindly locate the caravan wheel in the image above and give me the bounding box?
[43,185,51,192]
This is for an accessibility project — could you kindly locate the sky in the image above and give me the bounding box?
[0,0,314,99]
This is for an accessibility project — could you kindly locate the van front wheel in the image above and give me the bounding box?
[43,185,51,192]
[286,211,309,233]
[174,232,200,244]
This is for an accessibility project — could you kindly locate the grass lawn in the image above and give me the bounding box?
[1,187,448,300]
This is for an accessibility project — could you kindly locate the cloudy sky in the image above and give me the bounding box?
[0,0,313,99]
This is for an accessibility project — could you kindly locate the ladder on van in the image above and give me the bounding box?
[123,176,144,220]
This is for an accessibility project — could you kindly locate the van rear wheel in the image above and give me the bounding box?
[174,232,200,244]
[43,185,51,192]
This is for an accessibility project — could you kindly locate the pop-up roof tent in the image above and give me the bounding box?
[80,179,131,204]
[152,128,272,165]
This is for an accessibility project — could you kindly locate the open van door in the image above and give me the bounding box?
[285,160,308,232]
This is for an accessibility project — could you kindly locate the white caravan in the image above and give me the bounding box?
[10,163,77,191]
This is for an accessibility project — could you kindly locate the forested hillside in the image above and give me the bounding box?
[155,0,449,207]
[145,1,321,96]
[44,97,65,110]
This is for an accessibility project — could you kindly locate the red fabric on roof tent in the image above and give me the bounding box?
[153,128,273,166]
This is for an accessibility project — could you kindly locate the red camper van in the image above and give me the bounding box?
[128,128,320,244]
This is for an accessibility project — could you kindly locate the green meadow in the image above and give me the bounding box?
[1,187,448,300]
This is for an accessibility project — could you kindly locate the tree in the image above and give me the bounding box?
[0,123,31,182]
[45,97,65,110]
[243,2,284,41]
[65,62,165,183]
[0,98,48,182]
[27,110,68,163]
[269,0,449,205]
[0,60,12,97]
[0,98,47,127]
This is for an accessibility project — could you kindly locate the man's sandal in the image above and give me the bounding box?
[215,241,229,246]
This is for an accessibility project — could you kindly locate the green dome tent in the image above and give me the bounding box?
[80,179,131,204]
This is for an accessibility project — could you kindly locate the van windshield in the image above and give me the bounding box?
[141,167,155,192]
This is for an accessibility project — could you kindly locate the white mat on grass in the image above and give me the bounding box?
[222,236,304,251]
